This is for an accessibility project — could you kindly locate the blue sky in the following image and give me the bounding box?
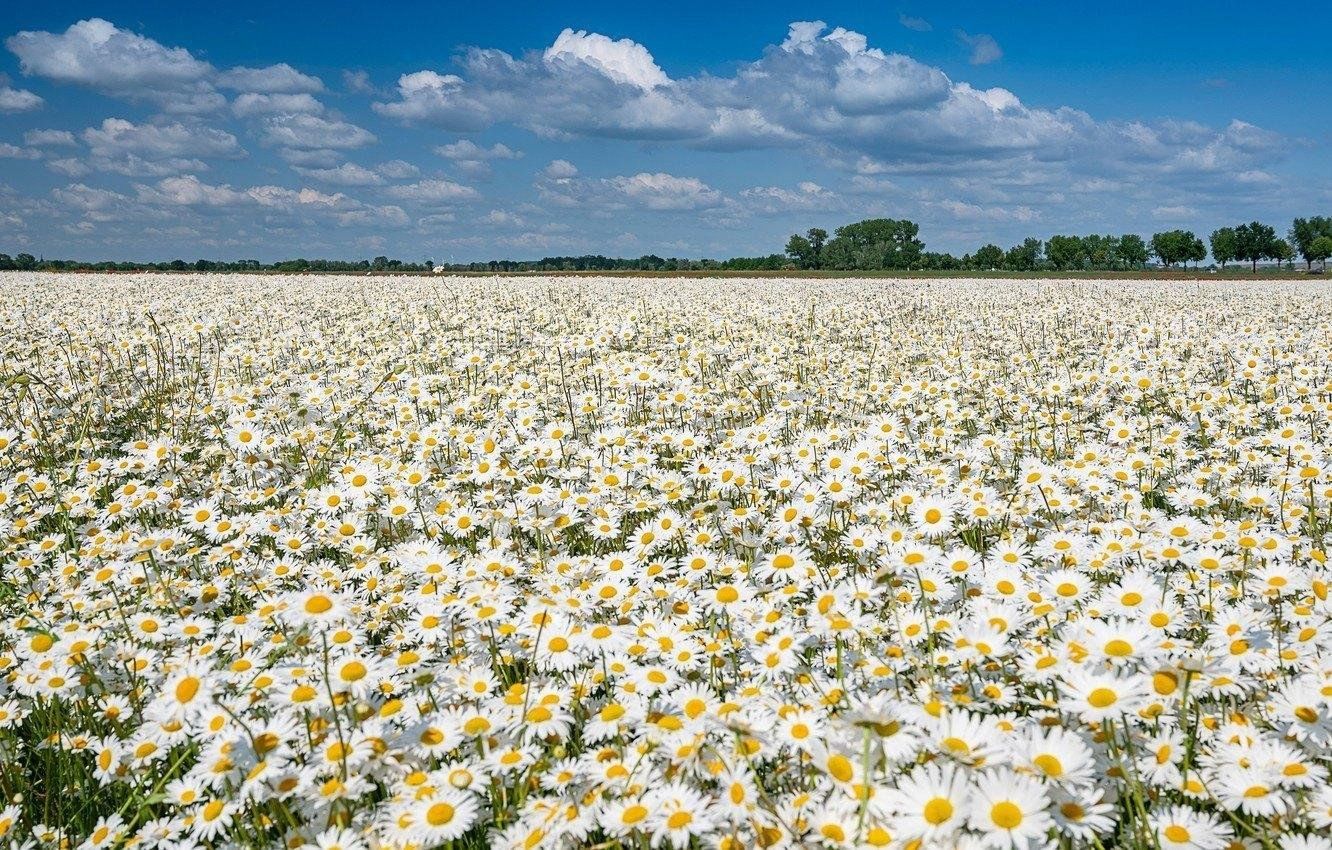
[2,1,1329,262]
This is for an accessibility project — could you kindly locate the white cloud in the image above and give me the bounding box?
[47,157,91,177]
[373,20,1064,162]
[435,140,522,178]
[384,178,480,203]
[957,31,1003,65]
[542,159,578,179]
[483,209,524,227]
[543,29,669,90]
[131,176,399,228]
[82,118,240,158]
[25,129,77,146]
[7,18,210,90]
[612,173,721,210]
[435,140,521,161]
[81,118,241,175]
[0,85,43,111]
[232,92,324,117]
[375,160,419,179]
[374,40,705,139]
[538,170,722,212]
[5,19,322,116]
[137,174,251,207]
[53,182,130,216]
[218,63,323,94]
[371,18,1277,190]
[740,181,839,213]
[294,162,385,186]
[259,114,376,150]
[247,185,350,209]
[0,143,40,159]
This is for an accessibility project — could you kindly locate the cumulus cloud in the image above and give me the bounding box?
[543,29,669,90]
[436,139,522,178]
[371,21,1081,166]
[6,18,222,113]
[80,117,242,175]
[374,48,705,140]
[46,157,91,177]
[5,19,325,116]
[125,174,408,228]
[384,178,480,203]
[53,182,133,219]
[366,17,1288,194]
[375,160,419,179]
[435,140,521,161]
[612,172,721,210]
[957,31,1003,65]
[258,114,376,150]
[83,118,241,158]
[136,174,251,207]
[0,143,41,159]
[218,63,323,94]
[25,129,77,146]
[536,169,722,212]
[740,181,840,214]
[232,92,324,117]
[8,18,209,90]
[293,162,385,186]
[0,85,43,111]
[542,159,579,179]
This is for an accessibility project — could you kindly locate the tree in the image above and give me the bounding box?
[1234,221,1278,272]
[1004,237,1042,271]
[1149,231,1198,268]
[1187,234,1207,269]
[1273,239,1295,271]
[1290,216,1332,269]
[1209,227,1237,269]
[14,252,36,270]
[1116,234,1148,269]
[822,218,924,270]
[806,228,827,269]
[1309,236,1332,270]
[1083,234,1114,269]
[784,228,828,269]
[1045,235,1085,270]
[784,233,814,268]
[974,243,1004,269]
[919,251,961,270]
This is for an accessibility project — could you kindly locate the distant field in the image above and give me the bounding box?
[4,273,1332,850]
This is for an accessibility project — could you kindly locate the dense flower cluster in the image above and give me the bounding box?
[3,273,1332,850]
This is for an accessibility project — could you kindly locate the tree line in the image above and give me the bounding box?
[783,216,1332,272]
[0,254,437,273]
[4,215,1330,274]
